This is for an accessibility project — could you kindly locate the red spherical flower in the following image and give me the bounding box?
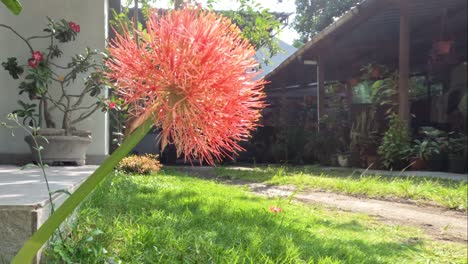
[105,6,266,165]
[269,206,282,213]
[28,58,37,68]
[32,51,43,62]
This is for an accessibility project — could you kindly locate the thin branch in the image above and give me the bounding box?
[49,61,74,70]
[70,103,97,112]
[0,24,34,54]
[27,34,53,41]
[44,93,67,112]
[71,104,100,125]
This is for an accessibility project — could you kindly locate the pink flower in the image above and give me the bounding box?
[28,58,37,68]
[105,6,266,165]
[269,206,282,213]
[32,51,43,62]
[108,102,116,109]
[69,21,80,33]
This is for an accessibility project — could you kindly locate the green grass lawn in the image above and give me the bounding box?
[47,169,466,263]
[214,166,468,210]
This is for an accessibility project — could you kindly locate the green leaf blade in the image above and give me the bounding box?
[11,117,154,264]
[1,0,22,15]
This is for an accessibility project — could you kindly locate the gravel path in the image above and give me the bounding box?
[247,183,467,243]
[175,166,468,243]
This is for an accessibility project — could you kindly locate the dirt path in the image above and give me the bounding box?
[174,167,468,243]
[247,183,467,243]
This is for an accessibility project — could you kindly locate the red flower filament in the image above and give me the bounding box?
[105,7,266,165]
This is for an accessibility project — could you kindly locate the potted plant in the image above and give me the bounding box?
[1,18,106,165]
[336,127,351,167]
[378,114,411,170]
[337,151,350,167]
[418,127,448,171]
[406,138,441,171]
[447,134,468,173]
[324,86,351,167]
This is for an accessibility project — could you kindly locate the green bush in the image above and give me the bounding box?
[378,114,411,169]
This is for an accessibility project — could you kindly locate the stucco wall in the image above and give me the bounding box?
[0,0,109,163]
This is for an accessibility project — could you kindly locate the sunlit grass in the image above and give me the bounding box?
[214,166,468,210]
[46,170,467,263]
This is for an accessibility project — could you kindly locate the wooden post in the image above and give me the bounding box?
[398,0,410,123]
[317,55,325,132]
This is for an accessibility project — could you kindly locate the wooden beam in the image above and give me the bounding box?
[398,0,410,123]
[317,55,325,132]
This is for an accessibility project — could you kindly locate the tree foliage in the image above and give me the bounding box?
[292,0,361,42]
[116,0,284,60]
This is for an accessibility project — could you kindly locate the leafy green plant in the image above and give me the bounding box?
[407,127,447,160]
[369,72,398,117]
[117,154,162,175]
[408,139,440,160]
[305,129,339,165]
[447,133,468,156]
[378,114,411,169]
[11,100,39,127]
[46,227,117,263]
[350,109,379,156]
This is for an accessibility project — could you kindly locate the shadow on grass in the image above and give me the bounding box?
[210,166,466,189]
[69,173,427,264]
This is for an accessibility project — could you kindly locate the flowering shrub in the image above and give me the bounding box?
[117,154,162,175]
[0,18,105,132]
[105,6,266,165]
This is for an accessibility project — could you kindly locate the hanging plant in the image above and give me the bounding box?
[432,40,453,55]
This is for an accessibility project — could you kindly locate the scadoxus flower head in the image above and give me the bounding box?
[105,6,266,165]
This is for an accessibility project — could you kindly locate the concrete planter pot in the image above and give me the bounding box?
[24,130,92,166]
[408,157,426,171]
[337,153,350,167]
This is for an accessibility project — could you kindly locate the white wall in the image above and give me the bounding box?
[0,0,109,162]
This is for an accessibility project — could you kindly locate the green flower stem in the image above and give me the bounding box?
[11,117,154,264]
